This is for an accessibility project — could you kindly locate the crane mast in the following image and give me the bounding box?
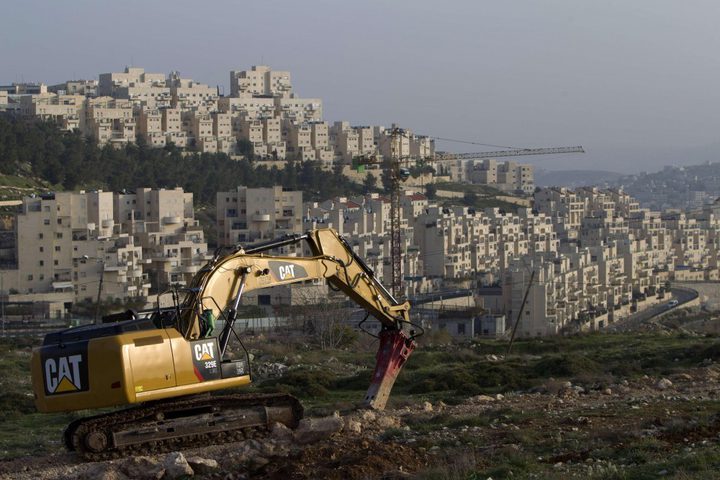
[389,128,406,298]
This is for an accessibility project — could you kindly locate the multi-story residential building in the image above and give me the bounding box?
[0,191,150,309]
[167,71,218,111]
[115,188,209,290]
[136,108,165,147]
[15,94,84,131]
[48,79,98,97]
[99,67,166,99]
[216,186,303,249]
[0,186,211,320]
[84,97,134,146]
[230,65,292,98]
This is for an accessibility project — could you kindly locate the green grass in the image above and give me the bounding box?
[0,174,55,201]
[251,332,720,407]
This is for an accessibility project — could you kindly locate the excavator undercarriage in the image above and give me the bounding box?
[65,393,303,459]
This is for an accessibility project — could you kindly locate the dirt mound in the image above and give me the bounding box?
[262,438,427,480]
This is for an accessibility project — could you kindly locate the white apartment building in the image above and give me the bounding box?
[1,191,150,306]
[84,97,135,146]
[114,188,209,290]
[230,66,292,98]
[216,186,303,248]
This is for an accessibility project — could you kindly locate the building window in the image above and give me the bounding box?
[39,233,43,239]
[54,260,59,266]
[39,260,44,266]
[27,275,33,281]
[44,219,50,225]
[55,246,61,252]
[39,246,44,252]
[56,233,63,239]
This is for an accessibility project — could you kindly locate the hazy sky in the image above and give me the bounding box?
[4,0,720,173]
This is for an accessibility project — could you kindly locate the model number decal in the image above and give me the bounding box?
[190,339,221,382]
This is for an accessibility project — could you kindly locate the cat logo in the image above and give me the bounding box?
[193,341,215,361]
[278,264,296,280]
[269,261,308,282]
[44,355,83,394]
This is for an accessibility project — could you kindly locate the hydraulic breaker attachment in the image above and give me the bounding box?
[363,329,416,410]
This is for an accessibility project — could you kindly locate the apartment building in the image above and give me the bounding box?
[84,97,134,146]
[230,65,292,98]
[15,94,84,131]
[48,79,98,97]
[216,186,303,249]
[99,67,166,98]
[114,188,208,290]
[1,191,149,308]
[0,185,214,321]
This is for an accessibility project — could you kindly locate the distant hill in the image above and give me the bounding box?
[609,161,720,210]
[535,169,624,188]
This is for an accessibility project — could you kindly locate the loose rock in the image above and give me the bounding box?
[162,452,194,479]
[656,378,673,390]
[468,395,495,403]
[186,456,219,475]
[345,418,362,434]
[121,456,164,480]
[294,415,344,444]
[80,464,129,480]
[270,422,294,442]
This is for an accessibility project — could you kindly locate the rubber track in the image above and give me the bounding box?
[64,393,303,460]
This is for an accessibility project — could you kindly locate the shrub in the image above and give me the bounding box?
[532,353,602,378]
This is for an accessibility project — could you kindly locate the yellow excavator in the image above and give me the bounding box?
[31,228,417,457]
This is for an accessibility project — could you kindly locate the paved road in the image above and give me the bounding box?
[606,288,698,332]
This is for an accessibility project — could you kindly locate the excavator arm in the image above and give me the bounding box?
[177,228,416,409]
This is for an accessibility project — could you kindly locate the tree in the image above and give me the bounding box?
[425,183,437,199]
[463,191,478,206]
[237,139,254,159]
[363,173,377,193]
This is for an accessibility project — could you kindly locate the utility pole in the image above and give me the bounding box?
[507,270,535,356]
[1,272,4,337]
[94,261,104,324]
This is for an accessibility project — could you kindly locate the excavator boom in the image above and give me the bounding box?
[178,228,416,409]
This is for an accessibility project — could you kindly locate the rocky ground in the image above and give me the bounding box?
[2,363,720,480]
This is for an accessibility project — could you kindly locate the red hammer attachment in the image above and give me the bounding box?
[363,329,416,410]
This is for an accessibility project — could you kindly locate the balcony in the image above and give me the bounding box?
[252,213,271,222]
[181,265,201,274]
